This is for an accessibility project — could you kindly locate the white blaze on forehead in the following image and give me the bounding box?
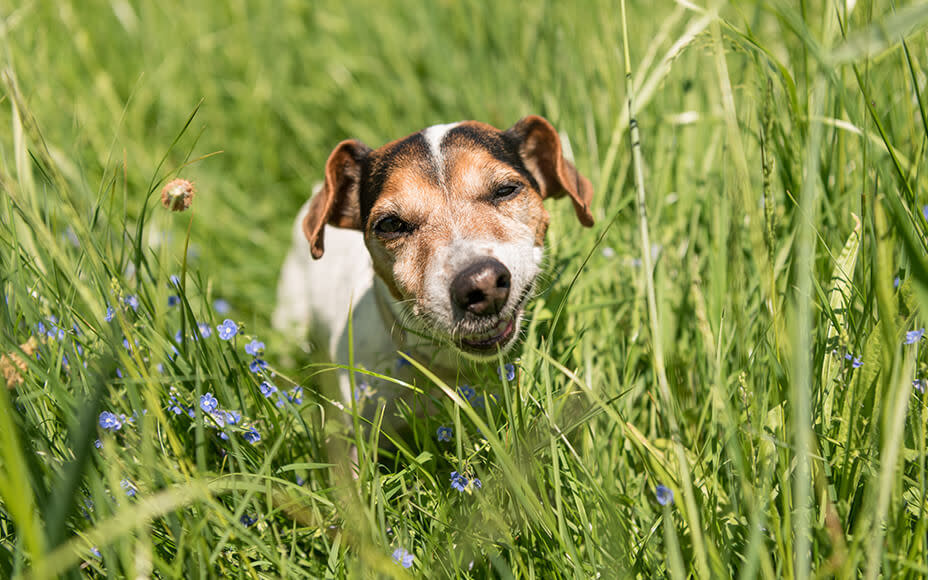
[421,122,460,169]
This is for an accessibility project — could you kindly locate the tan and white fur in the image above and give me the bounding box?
[273,116,593,432]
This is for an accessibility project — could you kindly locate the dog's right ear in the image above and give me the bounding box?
[302,140,371,259]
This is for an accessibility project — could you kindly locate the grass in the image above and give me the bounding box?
[1,0,928,577]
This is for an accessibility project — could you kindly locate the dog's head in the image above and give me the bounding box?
[303,116,594,360]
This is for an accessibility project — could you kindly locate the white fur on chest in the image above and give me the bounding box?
[273,201,417,407]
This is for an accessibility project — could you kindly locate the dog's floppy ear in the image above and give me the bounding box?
[506,115,594,227]
[303,139,371,259]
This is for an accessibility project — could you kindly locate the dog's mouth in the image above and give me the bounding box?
[451,285,532,357]
[458,316,517,352]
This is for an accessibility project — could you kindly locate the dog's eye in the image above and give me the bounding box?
[492,184,521,201]
[373,215,414,237]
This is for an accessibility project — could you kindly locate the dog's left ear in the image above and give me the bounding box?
[303,139,371,259]
[506,115,594,227]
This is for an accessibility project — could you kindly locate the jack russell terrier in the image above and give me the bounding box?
[273,115,593,434]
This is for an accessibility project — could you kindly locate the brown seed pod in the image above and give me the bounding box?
[160,178,196,212]
[2,337,38,389]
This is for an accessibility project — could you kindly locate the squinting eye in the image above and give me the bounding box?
[492,184,521,201]
[373,215,414,237]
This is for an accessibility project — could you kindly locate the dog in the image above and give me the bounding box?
[272,115,593,435]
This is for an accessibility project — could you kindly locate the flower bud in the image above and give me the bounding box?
[160,178,195,212]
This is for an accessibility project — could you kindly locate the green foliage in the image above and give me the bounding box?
[1,0,927,577]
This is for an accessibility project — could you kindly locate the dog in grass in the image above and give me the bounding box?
[273,116,593,439]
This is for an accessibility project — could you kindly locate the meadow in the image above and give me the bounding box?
[1,0,928,577]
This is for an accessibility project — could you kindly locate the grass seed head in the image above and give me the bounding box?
[1,337,38,388]
[160,178,196,212]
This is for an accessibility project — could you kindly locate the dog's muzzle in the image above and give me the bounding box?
[450,258,511,316]
[450,258,521,353]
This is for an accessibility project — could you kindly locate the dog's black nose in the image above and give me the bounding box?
[450,259,511,316]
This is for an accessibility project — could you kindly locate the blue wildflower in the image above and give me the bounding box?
[216,319,238,340]
[905,328,925,345]
[43,319,65,340]
[122,338,133,353]
[436,426,453,442]
[395,352,412,369]
[199,393,219,413]
[120,478,137,497]
[94,439,102,449]
[174,330,183,343]
[245,339,265,356]
[914,379,926,394]
[288,386,303,405]
[196,322,212,339]
[125,295,139,311]
[844,353,863,368]
[458,385,476,401]
[210,410,227,427]
[450,471,467,492]
[168,295,180,307]
[99,411,122,431]
[244,428,261,444]
[249,358,268,373]
[168,402,184,415]
[240,514,256,527]
[923,205,928,222]
[214,299,231,314]
[104,306,115,322]
[259,381,277,397]
[115,368,123,379]
[354,382,369,401]
[295,476,305,486]
[655,484,674,506]
[218,431,229,440]
[90,547,101,558]
[472,395,486,409]
[498,363,516,382]
[224,410,242,425]
[169,274,181,287]
[392,547,414,569]
[894,276,901,289]
[450,471,481,493]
